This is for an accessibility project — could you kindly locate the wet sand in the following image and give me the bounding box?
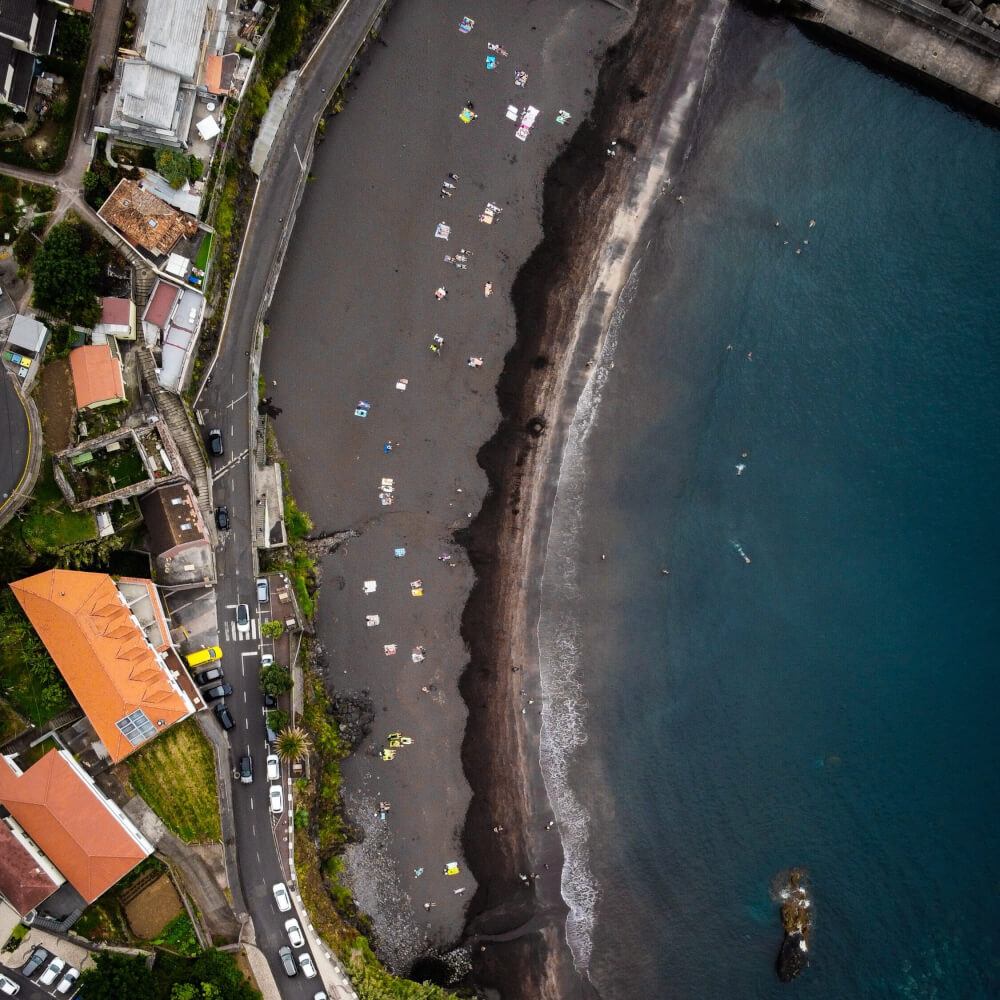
[262,0,628,980]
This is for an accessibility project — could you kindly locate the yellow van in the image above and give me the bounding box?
[186,646,223,668]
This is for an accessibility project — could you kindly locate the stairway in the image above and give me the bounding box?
[135,345,213,525]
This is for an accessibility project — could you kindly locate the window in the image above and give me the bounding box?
[116,708,156,746]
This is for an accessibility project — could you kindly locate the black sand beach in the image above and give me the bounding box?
[261,0,705,994]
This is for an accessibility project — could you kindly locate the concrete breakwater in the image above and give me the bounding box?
[774,0,1000,110]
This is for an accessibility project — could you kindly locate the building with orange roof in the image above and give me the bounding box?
[9,570,197,762]
[0,749,152,905]
[69,343,126,410]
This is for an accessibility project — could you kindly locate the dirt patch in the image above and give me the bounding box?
[36,358,75,452]
[123,874,183,939]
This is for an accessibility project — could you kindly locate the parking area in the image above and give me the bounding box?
[2,927,94,997]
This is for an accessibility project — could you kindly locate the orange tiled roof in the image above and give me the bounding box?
[69,344,125,409]
[0,751,150,903]
[9,570,194,762]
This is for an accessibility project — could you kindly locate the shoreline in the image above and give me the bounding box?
[455,0,720,994]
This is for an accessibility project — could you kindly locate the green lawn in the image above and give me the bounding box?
[124,719,221,842]
[20,459,96,550]
[194,233,212,270]
[152,912,200,956]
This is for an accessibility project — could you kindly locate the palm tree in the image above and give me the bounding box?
[275,726,311,763]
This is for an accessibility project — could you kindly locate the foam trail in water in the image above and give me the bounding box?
[536,0,731,975]
[538,260,641,973]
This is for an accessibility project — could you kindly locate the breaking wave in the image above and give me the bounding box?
[536,0,730,973]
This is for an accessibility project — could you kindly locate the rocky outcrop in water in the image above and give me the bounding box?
[774,868,812,982]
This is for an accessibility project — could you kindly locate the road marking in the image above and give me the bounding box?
[212,449,250,480]
[229,392,248,408]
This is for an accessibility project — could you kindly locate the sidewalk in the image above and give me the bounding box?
[290,887,360,1000]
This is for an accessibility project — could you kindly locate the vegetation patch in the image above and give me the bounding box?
[122,718,222,842]
[18,458,97,552]
[0,591,73,724]
[32,218,102,324]
[152,911,201,957]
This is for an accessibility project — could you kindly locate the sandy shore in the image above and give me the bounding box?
[261,0,627,983]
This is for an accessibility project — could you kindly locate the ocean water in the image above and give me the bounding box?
[538,11,1000,999]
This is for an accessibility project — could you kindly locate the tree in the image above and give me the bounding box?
[172,949,259,1000]
[31,222,100,323]
[259,662,292,696]
[171,984,222,1000]
[275,726,311,763]
[78,953,156,1000]
[187,155,204,181]
[260,619,284,639]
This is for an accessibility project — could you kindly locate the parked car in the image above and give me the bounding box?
[215,505,230,530]
[40,957,65,987]
[236,603,251,635]
[208,428,223,456]
[266,754,280,781]
[55,968,79,995]
[256,577,269,603]
[284,918,304,948]
[203,682,234,701]
[0,973,20,995]
[298,953,317,979]
[22,947,49,977]
[272,882,291,912]
[194,666,224,686]
[261,653,274,668]
[278,946,297,978]
[187,646,222,668]
[238,755,253,784]
[269,784,284,814]
[264,692,277,709]
[313,993,329,1000]
[213,702,235,731]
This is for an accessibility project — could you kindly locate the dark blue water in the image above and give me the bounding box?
[540,13,1000,998]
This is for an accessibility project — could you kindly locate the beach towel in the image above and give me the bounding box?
[384,644,397,656]
[459,107,477,123]
[557,109,572,125]
[506,104,519,121]
[486,55,496,69]
[394,547,406,558]
[363,580,377,594]
[434,222,450,239]
[459,16,474,33]
[395,378,408,390]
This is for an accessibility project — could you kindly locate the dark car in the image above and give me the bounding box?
[264,693,278,709]
[238,755,253,784]
[208,428,224,456]
[203,682,234,701]
[278,946,297,978]
[215,505,230,530]
[213,702,235,731]
[194,666,224,686]
[23,947,49,977]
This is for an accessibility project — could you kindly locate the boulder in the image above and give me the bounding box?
[983,2,1000,23]
[776,932,810,982]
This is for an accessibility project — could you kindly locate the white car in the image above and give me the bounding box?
[40,957,66,986]
[284,917,304,948]
[261,654,274,668]
[0,973,19,995]
[313,993,328,1000]
[269,783,284,814]
[236,603,251,635]
[298,953,317,979]
[272,882,291,912]
[56,968,79,995]
[266,754,280,781]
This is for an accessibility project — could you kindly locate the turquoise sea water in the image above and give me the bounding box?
[539,11,1000,998]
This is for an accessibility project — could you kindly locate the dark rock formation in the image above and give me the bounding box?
[777,931,810,983]
[774,868,812,982]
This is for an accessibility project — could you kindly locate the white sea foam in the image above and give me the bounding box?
[536,0,730,974]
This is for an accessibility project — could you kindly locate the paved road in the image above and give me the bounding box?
[197,2,383,997]
[0,370,31,516]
